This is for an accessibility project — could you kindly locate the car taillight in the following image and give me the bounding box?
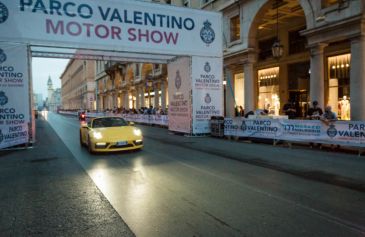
[81,114,85,118]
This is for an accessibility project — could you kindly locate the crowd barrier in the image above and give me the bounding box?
[224,117,365,148]
[58,111,168,126]
[58,111,365,150]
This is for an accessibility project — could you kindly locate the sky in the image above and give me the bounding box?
[32,58,69,99]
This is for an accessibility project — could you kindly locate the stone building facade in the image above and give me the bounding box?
[61,0,364,120]
[152,0,365,120]
[60,59,96,111]
[95,61,168,112]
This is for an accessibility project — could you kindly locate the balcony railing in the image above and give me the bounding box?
[121,81,129,88]
[153,67,162,76]
[134,76,142,84]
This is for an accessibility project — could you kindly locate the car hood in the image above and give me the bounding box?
[92,126,141,140]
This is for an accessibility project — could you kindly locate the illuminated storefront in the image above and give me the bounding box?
[328,53,351,120]
[258,67,280,115]
[234,73,244,109]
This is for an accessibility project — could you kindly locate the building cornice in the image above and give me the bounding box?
[301,14,364,46]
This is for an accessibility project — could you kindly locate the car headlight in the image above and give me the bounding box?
[93,131,103,139]
[133,128,142,136]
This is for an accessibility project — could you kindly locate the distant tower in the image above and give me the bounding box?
[47,75,53,101]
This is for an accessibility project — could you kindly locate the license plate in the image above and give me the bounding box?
[116,141,127,146]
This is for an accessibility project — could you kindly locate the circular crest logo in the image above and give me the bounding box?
[200,20,215,45]
[327,124,337,138]
[204,62,211,73]
[175,70,182,90]
[0,2,9,24]
[204,93,211,104]
[240,121,247,131]
[0,91,8,106]
[0,48,6,64]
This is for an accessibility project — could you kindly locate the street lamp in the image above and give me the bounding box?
[272,0,283,59]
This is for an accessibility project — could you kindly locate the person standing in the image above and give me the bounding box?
[321,105,337,124]
[283,101,296,119]
[307,101,323,120]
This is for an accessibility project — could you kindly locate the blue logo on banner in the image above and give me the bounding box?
[204,93,211,104]
[200,20,215,45]
[0,2,9,24]
[175,70,182,90]
[204,62,211,73]
[240,121,247,132]
[0,91,8,106]
[327,124,337,138]
[0,48,6,64]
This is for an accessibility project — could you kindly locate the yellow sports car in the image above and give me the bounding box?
[80,117,143,153]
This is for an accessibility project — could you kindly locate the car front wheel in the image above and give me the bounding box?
[79,131,84,147]
[88,137,94,154]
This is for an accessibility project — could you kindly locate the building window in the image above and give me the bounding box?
[135,64,140,76]
[258,37,276,61]
[201,0,211,6]
[288,28,306,55]
[230,15,240,42]
[321,0,339,8]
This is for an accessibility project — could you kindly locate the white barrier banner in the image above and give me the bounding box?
[120,114,168,126]
[279,120,322,140]
[224,118,365,147]
[224,118,282,139]
[0,0,222,57]
[0,44,30,149]
[192,56,223,133]
[168,57,191,133]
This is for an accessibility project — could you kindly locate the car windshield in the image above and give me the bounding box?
[92,117,128,128]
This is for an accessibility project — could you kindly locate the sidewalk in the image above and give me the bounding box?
[0,118,135,236]
[139,125,365,193]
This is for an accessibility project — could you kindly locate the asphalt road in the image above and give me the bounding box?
[46,112,365,237]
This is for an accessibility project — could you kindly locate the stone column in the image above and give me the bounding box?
[242,50,257,113]
[113,92,117,109]
[124,91,129,109]
[141,87,146,108]
[243,63,256,113]
[161,81,167,110]
[350,36,365,120]
[224,68,235,117]
[154,83,160,108]
[309,43,327,109]
[135,87,140,109]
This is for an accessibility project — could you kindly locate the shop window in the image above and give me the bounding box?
[321,0,339,8]
[230,15,240,42]
[258,67,280,115]
[288,28,306,55]
[288,62,310,118]
[328,53,351,120]
[258,37,276,61]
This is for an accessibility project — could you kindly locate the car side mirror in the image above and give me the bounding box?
[129,122,135,126]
